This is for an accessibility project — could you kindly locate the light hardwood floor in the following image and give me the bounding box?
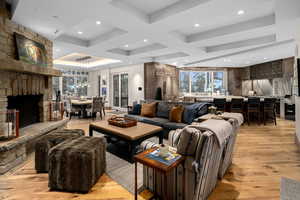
[209,118,298,200]
[0,117,298,200]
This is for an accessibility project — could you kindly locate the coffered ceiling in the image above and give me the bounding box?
[9,0,300,69]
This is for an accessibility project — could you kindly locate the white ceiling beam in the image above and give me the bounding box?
[130,43,167,55]
[152,52,189,61]
[149,0,211,24]
[55,35,89,47]
[187,39,294,65]
[107,48,129,56]
[89,28,128,47]
[205,34,277,53]
[187,14,276,43]
[110,0,149,23]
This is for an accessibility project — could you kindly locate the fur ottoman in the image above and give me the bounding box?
[35,129,84,173]
[48,136,106,193]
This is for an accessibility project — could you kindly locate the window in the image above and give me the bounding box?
[179,71,226,95]
[213,72,225,94]
[191,72,211,93]
[55,70,89,97]
[179,71,189,93]
[52,77,60,99]
[62,77,75,95]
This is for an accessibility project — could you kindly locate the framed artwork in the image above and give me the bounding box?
[101,87,107,96]
[14,33,47,67]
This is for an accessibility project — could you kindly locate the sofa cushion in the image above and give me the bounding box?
[125,114,145,122]
[141,102,157,117]
[163,122,187,130]
[128,104,141,115]
[142,117,169,127]
[169,105,184,123]
[156,102,170,119]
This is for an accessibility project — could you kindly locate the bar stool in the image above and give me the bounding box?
[263,98,277,125]
[213,98,226,112]
[247,97,261,125]
[231,98,244,114]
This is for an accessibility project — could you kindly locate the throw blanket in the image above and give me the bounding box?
[221,112,244,126]
[189,119,233,147]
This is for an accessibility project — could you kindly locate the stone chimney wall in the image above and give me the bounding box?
[0,13,54,136]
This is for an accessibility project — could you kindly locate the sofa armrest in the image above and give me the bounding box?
[140,140,159,151]
[168,129,182,147]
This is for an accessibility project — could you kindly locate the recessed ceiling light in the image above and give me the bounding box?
[124,44,129,48]
[237,10,245,15]
[143,39,148,42]
[77,31,83,34]
[264,57,267,60]
[96,21,101,25]
[194,23,200,28]
[173,62,177,65]
[55,48,61,52]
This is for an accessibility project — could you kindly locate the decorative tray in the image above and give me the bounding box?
[108,116,137,128]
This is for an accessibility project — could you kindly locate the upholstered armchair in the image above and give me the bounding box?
[141,114,243,200]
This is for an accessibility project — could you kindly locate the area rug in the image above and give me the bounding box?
[94,131,161,194]
[281,177,300,200]
[106,151,143,193]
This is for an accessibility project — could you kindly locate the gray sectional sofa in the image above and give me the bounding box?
[125,101,210,138]
[141,113,244,200]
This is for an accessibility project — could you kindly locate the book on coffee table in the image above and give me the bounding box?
[145,149,182,166]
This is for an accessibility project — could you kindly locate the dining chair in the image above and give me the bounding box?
[91,97,103,120]
[263,98,277,125]
[101,96,106,117]
[247,97,261,125]
[67,99,81,119]
[213,98,226,112]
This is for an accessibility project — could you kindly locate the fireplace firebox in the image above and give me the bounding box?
[7,95,43,128]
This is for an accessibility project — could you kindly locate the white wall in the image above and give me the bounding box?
[88,64,144,107]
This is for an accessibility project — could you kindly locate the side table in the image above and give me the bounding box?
[134,148,185,200]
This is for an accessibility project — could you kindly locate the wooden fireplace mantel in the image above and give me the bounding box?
[0,58,62,77]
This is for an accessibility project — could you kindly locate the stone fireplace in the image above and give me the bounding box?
[0,4,66,175]
[0,13,61,137]
[7,95,43,128]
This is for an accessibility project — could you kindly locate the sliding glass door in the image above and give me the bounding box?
[113,73,128,108]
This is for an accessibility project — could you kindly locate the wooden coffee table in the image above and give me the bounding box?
[89,121,164,162]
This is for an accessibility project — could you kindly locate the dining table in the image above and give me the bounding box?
[71,99,93,118]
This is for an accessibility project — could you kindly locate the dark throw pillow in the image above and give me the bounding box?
[156,102,170,119]
[128,104,141,115]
